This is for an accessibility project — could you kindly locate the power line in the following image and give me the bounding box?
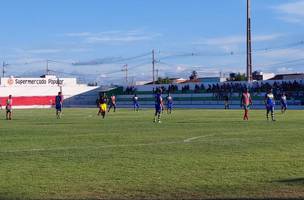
[157,40,304,61]
[258,58,304,68]
[72,52,151,66]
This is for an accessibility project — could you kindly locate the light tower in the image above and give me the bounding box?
[152,49,155,84]
[247,0,253,82]
[121,64,128,85]
[2,61,9,77]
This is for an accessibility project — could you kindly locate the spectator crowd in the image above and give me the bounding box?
[124,80,304,99]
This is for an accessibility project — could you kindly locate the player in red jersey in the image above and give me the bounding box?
[6,95,13,120]
[240,88,252,121]
[108,95,116,112]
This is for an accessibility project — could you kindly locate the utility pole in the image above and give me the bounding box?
[152,49,155,84]
[122,64,128,85]
[247,0,253,82]
[2,61,8,78]
[156,69,159,81]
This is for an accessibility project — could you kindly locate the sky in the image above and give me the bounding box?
[0,0,304,84]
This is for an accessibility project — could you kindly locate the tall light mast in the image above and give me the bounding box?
[152,49,155,84]
[247,0,253,82]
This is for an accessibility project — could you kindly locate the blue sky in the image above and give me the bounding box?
[0,0,304,84]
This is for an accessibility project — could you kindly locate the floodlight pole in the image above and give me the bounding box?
[46,59,50,75]
[122,64,128,85]
[2,61,8,78]
[152,49,155,85]
[247,0,253,82]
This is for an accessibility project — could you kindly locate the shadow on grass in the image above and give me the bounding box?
[0,118,18,121]
[275,177,304,185]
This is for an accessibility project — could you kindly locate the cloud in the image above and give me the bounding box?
[86,35,151,43]
[274,0,304,24]
[176,66,186,72]
[27,48,63,54]
[64,30,162,44]
[73,57,123,65]
[86,32,161,44]
[64,32,93,37]
[10,47,92,56]
[69,48,92,53]
[277,67,294,73]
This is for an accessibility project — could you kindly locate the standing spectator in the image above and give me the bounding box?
[224,95,230,110]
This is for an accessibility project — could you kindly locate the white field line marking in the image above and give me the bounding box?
[0,141,182,154]
[183,134,215,143]
[0,135,215,154]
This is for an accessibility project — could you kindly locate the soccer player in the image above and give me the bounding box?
[132,94,139,112]
[55,92,63,119]
[99,93,108,119]
[280,92,287,114]
[154,89,163,123]
[97,96,102,116]
[166,93,173,114]
[108,95,117,112]
[5,95,13,120]
[240,88,252,120]
[264,89,276,121]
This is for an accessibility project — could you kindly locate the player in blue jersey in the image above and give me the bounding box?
[55,92,63,119]
[264,89,276,121]
[132,94,139,112]
[166,93,173,114]
[154,89,163,123]
[280,92,287,114]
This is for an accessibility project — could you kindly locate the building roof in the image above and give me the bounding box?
[269,73,304,80]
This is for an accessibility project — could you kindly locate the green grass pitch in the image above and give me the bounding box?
[0,108,304,199]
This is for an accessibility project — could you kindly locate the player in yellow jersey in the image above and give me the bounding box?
[99,93,108,119]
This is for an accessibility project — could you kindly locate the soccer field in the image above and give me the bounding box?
[0,108,304,199]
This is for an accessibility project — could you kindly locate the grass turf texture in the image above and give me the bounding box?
[0,108,304,200]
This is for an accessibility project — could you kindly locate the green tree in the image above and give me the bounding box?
[189,70,198,80]
[156,77,170,84]
[228,73,246,81]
